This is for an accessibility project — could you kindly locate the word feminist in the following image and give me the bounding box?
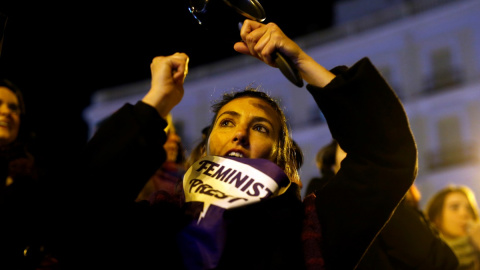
[194,159,274,199]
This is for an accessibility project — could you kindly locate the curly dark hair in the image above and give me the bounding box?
[316,139,338,179]
[0,78,26,114]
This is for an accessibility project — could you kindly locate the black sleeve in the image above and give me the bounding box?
[53,101,176,269]
[357,200,459,269]
[78,101,168,203]
[307,57,418,269]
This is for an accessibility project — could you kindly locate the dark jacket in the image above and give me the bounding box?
[307,57,417,269]
[306,176,330,195]
[356,198,459,269]
[57,57,417,270]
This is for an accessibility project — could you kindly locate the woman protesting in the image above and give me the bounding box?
[60,19,417,270]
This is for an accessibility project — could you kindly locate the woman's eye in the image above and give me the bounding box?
[253,125,268,134]
[449,204,460,211]
[8,103,20,114]
[220,119,234,127]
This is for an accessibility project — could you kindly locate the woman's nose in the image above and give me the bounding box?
[0,104,11,115]
[232,126,248,145]
[460,206,472,218]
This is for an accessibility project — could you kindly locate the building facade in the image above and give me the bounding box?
[83,0,480,207]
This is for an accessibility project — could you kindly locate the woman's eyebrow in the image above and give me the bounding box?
[214,111,240,125]
[218,111,240,118]
[215,111,274,128]
[251,116,275,129]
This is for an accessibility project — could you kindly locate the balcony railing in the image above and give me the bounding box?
[426,142,479,169]
[422,67,464,96]
[299,0,465,49]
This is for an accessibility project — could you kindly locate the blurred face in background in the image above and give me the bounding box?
[0,87,20,147]
[164,131,181,162]
[440,191,474,239]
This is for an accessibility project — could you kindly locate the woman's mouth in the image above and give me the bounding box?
[226,151,245,158]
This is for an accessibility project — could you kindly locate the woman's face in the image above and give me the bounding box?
[164,131,181,162]
[0,87,21,146]
[207,97,280,162]
[440,191,474,238]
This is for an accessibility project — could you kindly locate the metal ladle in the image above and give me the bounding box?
[187,0,304,87]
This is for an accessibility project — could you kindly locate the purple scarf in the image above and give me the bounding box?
[178,155,291,269]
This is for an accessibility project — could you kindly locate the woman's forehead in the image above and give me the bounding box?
[221,96,275,113]
[219,97,280,121]
[0,86,18,100]
[445,192,468,204]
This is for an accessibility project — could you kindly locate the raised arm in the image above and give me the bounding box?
[142,52,189,118]
[234,19,335,88]
[58,53,190,269]
[80,53,190,202]
[308,59,418,269]
[235,19,418,269]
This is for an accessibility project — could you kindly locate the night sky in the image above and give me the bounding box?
[0,1,334,165]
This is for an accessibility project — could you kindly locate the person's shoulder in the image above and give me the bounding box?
[308,177,323,182]
[307,177,328,188]
[306,177,329,195]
